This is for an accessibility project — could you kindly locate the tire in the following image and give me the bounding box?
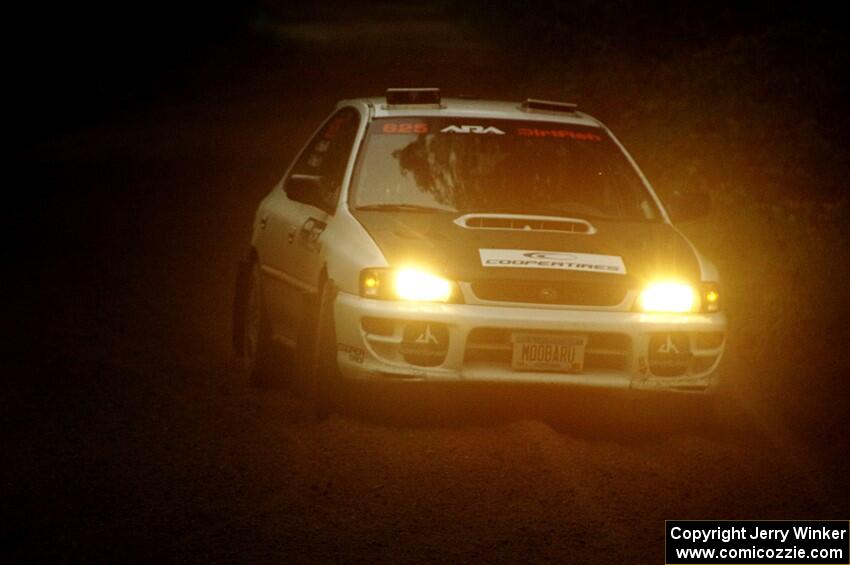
[241,261,275,387]
[304,281,341,418]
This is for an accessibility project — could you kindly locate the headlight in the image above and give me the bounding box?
[360,268,459,303]
[637,281,721,313]
[637,281,698,313]
[395,269,454,302]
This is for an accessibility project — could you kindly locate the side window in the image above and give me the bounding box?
[289,107,360,211]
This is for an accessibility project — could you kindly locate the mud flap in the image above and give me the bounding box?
[232,259,251,356]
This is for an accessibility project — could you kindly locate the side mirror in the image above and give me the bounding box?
[667,191,711,222]
[284,174,330,211]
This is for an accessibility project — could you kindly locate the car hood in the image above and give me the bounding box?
[352,210,701,286]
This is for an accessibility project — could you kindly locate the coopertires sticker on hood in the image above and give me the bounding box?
[479,249,627,275]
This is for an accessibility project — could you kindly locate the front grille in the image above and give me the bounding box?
[471,280,629,307]
[465,328,630,372]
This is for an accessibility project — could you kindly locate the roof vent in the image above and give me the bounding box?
[521,98,578,114]
[386,88,441,106]
[454,213,596,234]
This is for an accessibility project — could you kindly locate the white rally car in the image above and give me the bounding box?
[233,88,725,408]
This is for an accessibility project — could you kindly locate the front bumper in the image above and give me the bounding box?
[334,291,726,393]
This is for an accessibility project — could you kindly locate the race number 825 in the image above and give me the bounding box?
[381,122,428,134]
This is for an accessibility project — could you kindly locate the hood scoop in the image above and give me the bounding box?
[453,213,597,234]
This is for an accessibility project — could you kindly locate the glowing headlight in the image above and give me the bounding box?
[360,268,457,303]
[638,281,698,313]
[394,269,453,302]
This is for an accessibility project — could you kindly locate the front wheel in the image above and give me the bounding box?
[304,281,341,418]
[241,261,275,387]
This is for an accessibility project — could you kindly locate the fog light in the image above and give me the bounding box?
[400,322,449,366]
[648,333,692,376]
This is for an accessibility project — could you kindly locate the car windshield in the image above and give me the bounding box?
[351,117,661,221]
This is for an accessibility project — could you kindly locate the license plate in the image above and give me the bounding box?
[511,333,587,373]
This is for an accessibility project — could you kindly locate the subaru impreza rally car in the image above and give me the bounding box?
[233,88,725,407]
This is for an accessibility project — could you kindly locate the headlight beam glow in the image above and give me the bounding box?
[638,281,698,313]
[393,268,453,302]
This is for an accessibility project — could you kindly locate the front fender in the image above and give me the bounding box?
[321,207,388,295]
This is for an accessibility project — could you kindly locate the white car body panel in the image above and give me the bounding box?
[247,95,727,393]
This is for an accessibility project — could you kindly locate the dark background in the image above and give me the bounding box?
[6,1,850,562]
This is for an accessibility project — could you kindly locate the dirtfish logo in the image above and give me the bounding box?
[441,125,505,134]
[656,335,680,354]
[415,325,440,345]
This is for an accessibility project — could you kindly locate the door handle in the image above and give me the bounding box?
[259,216,268,229]
[287,227,296,244]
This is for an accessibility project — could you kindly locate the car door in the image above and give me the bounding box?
[255,188,307,343]
[258,107,361,341]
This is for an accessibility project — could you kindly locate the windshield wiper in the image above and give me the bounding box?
[354,203,453,213]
